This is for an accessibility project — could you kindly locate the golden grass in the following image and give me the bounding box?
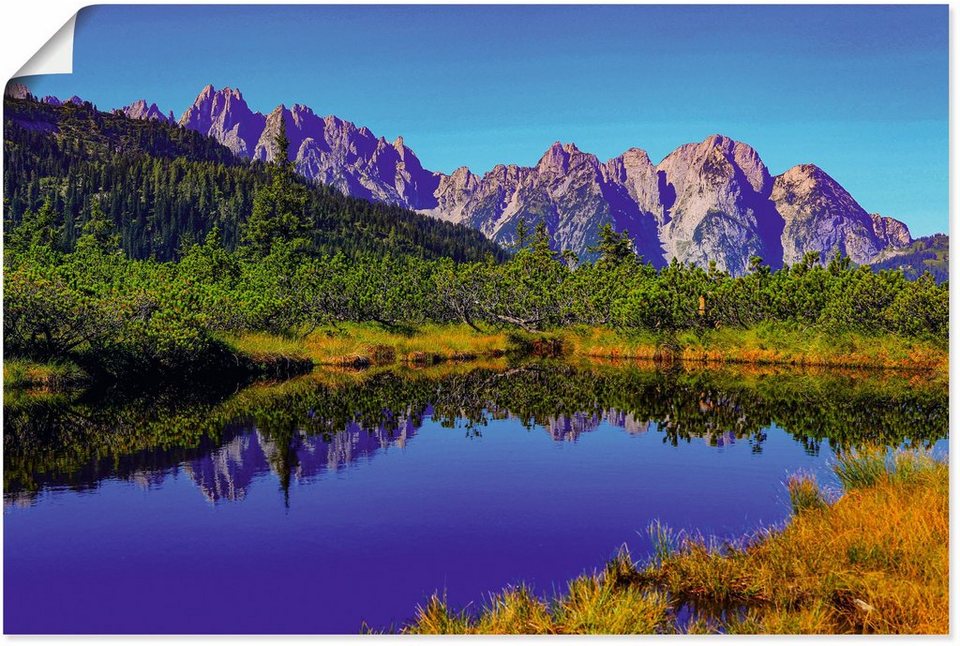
[654,448,949,634]
[404,448,949,635]
[224,324,508,368]
[406,568,672,635]
[306,323,508,366]
[2,359,87,390]
[562,324,947,373]
[222,323,947,373]
[218,332,308,360]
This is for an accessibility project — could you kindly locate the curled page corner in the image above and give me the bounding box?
[13,13,77,79]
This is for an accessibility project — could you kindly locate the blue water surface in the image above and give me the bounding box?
[3,366,948,633]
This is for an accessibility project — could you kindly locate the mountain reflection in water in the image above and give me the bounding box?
[5,361,945,507]
[3,361,947,634]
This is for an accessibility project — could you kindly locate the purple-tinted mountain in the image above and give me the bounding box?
[170,85,917,273]
[251,103,441,209]
[771,164,908,265]
[121,99,175,124]
[178,85,266,157]
[4,82,31,100]
[32,94,85,106]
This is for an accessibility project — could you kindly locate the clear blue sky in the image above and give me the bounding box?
[19,5,948,235]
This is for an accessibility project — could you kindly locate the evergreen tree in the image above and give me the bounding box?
[589,223,636,267]
[6,196,60,252]
[80,198,121,251]
[513,219,531,250]
[241,118,312,257]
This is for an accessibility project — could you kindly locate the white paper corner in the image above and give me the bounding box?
[14,13,77,79]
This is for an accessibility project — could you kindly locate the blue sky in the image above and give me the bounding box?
[19,5,948,235]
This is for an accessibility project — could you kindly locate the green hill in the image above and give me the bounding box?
[871,234,948,283]
[3,97,505,263]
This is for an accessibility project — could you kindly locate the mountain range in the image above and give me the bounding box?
[7,81,938,274]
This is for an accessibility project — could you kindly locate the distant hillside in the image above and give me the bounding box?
[871,234,948,283]
[3,96,504,263]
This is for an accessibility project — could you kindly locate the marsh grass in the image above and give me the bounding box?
[834,447,890,490]
[219,331,309,361]
[404,449,948,635]
[226,323,508,367]
[222,323,946,372]
[2,359,87,390]
[786,472,828,514]
[407,561,671,635]
[562,323,946,372]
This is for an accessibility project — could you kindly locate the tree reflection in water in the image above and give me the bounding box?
[4,361,947,505]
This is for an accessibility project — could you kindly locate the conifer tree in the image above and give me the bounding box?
[589,223,636,267]
[241,118,311,257]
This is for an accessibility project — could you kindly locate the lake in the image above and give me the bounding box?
[3,360,948,633]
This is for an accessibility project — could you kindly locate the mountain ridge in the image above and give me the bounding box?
[2,93,504,263]
[17,81,930,274]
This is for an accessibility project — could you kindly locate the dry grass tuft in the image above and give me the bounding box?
[787,472,828,514]
[3,359,88,390]
[560,324,947,372]
[404,449,948,635]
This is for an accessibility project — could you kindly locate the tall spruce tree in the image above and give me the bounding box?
[241,117,312,257]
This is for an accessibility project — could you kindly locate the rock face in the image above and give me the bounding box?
[121,99,175,124]
[178,85,266,157]
[4,82,31,99]
[650,135,780,271]
[172,84,915,273]
[251,104,441,209]
[770,164,902,265]
[869,213,912,249]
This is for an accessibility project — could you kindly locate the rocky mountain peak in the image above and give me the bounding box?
[179,85,265,158]
[703,133,735,150]
[774,164,845,204]
[869,213,912,249]
[122,99,174,124]
[450,166,474,182]
[536,141,592,176]
[771,163,887,265]
[619,147,653,166]
[168,84,918,274]
[291,103,313,116]
[4,82,31,99]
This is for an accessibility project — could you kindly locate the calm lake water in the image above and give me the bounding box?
[4,361,948,634]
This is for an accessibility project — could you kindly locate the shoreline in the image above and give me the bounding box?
[224,323,948,374]
[4,323,947,393]
[403,449,949,635]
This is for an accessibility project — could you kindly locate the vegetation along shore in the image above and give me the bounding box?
[3,96,947,386]
[403,448,948,634]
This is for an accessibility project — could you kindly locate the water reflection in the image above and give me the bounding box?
[4,361,947,506]
[3,361,949,634]
[184,418,420,504]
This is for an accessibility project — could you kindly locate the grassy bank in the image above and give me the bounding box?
[221,324,510,368]
[8,324,944,388]
[561,324,947,372]
[2,360,88,390]
[221,323,947,372]
[404,448,948,634]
